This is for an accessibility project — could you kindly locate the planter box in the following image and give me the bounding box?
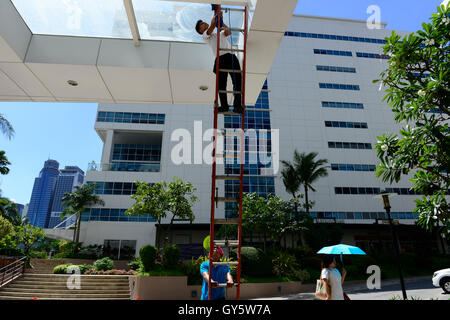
[129,276,313,300]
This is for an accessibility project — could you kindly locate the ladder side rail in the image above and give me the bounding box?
[236,5,248,301]
[208,5,222,301]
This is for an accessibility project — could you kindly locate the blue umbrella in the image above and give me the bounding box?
[317,244,366,255]
[317,244,366,267]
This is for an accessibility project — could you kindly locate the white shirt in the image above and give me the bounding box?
[320,268,344,300]
[202,30,232,58]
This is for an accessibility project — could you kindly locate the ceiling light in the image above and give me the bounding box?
[199,85,208,91]
[67,80,78,87]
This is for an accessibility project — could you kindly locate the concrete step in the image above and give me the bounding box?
[8,283,130,289]
[0,287,130,294]
[0,291,130,299]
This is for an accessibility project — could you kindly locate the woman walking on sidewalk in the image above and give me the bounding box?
[320,255,347,300]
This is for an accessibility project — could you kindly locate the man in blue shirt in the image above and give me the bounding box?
[200,245,234,300]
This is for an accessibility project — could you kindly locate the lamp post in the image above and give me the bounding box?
[378,190,408,300]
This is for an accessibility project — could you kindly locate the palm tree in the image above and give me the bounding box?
[281,161,301,216]
[0,151,11,175]
[0,114,15,140]
[61,183,105,243]
[282,151,329,215]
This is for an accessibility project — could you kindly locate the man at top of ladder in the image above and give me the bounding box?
[195,10,244,114]
[200,244,234,300]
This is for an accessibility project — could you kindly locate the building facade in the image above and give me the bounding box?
[27,160,60,228]
[81,15,448,256]
[48,166,85,228]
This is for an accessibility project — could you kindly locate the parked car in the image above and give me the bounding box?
[432,268,450,293]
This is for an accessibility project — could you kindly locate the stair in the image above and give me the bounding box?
[0,274,130,300]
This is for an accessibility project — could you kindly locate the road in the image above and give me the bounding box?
[253,276,449,300]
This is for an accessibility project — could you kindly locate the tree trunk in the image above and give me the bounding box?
[304,187,309,215]
[74,211,81,244]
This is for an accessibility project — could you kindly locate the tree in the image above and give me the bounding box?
[0,215,14,239]
[242,193,271,250]
[282,151,329,215]
[61,183,105,243]
[0,114,14,140]
[0,198,24,226]
[0,151,11,175]
[12,224,45,262]
[373,3,450,234]
[126,178,198,251]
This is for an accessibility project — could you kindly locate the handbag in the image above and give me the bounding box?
[315,279,331,300]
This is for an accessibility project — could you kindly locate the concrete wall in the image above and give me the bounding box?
[129,276,313,300]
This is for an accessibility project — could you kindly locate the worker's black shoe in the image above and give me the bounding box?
[218,106,229,113]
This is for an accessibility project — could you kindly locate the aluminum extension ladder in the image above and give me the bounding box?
[208,4,248,300]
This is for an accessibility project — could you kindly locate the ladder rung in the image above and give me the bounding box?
[212,261,239,266]
[216,197,238,202]
[220,48,245,53]
[223,8,246,12]
[217,283,239,287]
[217,131,242,137]
[218,111,243,115]
[216,154,240,159]
[230,28,245,33]
[214,218,239,225]
[215,240,239,247]
[215,175,241,180]
[218,90,242,94]
[218,69,243,73]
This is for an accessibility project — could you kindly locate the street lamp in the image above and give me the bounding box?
[376,189,408,300]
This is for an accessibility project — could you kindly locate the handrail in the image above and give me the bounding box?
[0,256,26,288]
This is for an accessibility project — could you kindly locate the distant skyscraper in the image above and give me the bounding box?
[27,160,60,228]
[48,166,85,228]
[16,203,24,217]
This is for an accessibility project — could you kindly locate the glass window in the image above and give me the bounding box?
[11,0,132,38]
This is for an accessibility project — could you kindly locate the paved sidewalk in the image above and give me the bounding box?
[251,276,436,300]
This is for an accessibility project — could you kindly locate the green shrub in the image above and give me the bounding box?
[128,257,142,271]
[139,244,158,271]
[93,257,114,271]
[78,264,93,274]
[29,251,48,259]
[163,244,181,269]
[272,252,299,279]
[53,264,73,274]
[181,256,206,285]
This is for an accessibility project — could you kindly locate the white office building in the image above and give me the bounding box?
[81,15,448,257]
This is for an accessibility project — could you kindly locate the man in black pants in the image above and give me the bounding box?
[195,12,243,114]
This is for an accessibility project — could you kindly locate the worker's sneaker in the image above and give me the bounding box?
[218,106,229,113]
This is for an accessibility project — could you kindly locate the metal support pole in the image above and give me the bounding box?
[386,207,407,300]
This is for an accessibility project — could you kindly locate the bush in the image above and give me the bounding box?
[162,244,180,269]
[53,264,73,274]
[181,256,206,285]
[85,269,137,275]
[128,257,142,271]
[93,257,114,271]
[139,244,158,272]
[78,264,93,274]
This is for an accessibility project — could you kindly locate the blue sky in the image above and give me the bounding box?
[0,0,445,205]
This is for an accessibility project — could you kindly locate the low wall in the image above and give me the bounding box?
[0,256,19,268]
[129,276,315,300]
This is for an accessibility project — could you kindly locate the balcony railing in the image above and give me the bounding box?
[88,161,160,173]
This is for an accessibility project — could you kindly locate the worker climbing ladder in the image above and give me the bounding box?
[208,4,248,300]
